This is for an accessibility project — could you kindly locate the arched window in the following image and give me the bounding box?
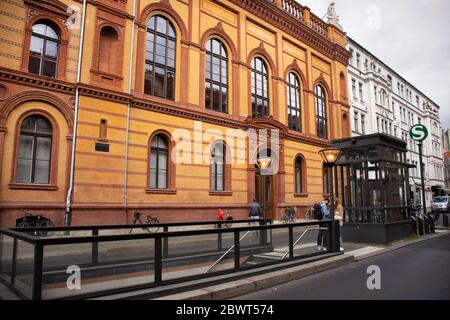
[16,116,52,184]
[144,15,176,100]
[98,26,119,74]
[205,38,228,113]
[287,72,301,132]
[295,156,303,194]
[28,23,60,78]
[211,142,225,192]
[316,85,328,139]
[150,134,169,189]
[251,57,269,118]
[339,73,347,101]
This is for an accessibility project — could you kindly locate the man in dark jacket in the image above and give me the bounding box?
[249,199,262,220]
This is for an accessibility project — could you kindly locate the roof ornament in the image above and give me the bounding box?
[326,2,343,30]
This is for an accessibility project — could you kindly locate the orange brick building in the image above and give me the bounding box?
[0,0,350,227]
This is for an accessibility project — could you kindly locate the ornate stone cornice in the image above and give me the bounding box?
[228,0,350,66]
[0,67,74,94]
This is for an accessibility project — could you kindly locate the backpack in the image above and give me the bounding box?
[313,203,323,221]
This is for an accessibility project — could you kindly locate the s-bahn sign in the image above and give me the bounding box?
[409,124,429,142]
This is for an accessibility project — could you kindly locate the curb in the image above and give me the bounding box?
[155,254,354,300]
[353,230,450,261]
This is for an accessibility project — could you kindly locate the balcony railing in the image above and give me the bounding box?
[266,0,330,39]
[281,0,304,21]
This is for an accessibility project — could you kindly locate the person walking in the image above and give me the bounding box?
[249,199,262,221]
[317,198,330,251]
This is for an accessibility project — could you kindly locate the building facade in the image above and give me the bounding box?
[0,0,350,227]
[347,37,445,208]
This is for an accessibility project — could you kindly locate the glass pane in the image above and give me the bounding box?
[167,23,175,38]
[158,152,167,170]
[45,41,58,59]
[36,117,52,134]
[17,159,32,183]
[32,24,46,35]
[28,56,41,75]
[45,25,59,39]
[35,160,50,184]
[30,36,43,55]
[158,170,167,189]
[36,137,51,161]
[150,150,157,168]
[19,135,34,158]
[43,60,57,77]
[150,169,157,188]
[156,16,167,34]
[212,39,221,55]
[148,16,155,30]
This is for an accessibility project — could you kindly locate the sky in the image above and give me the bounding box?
[297,0,450,129]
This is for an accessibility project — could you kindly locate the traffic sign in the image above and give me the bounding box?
[409,124,429,142]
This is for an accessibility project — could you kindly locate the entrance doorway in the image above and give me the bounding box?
[255,168,274,220]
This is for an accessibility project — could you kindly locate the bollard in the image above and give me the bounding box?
[411,216,418,236]
[424,215,431,234]
[418,216,424,236]
[428,214,435,233]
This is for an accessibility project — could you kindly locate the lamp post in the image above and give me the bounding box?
[256,157,272,220]
[319,148,342,220]
[319,148,342,253]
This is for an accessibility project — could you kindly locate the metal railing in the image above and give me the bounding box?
[0,219,339,300]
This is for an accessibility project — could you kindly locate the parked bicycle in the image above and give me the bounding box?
[129,210,161,233]
[217,210,234,228]
[305,206,315,220]
[284,207,297,224]
[16,210,55,237]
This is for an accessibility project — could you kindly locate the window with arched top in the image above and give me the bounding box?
[28,23,60,78]
[144,15,176,100]
[98,26,119,74]
[16,115,52,184]
[251,57,269,118]
[287,72,302,132]
[211,142,226,192]
[149,134,169,189]
[205,38,228,113]
[295,156,304,194]
[315,85,328,139]
[339,73,347,101]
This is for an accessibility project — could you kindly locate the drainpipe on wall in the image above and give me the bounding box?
[65,0,87,227]
[124,0,137,222]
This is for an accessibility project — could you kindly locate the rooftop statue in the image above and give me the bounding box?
[327,2,343,30]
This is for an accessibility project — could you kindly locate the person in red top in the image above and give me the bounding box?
[217,208,225,221]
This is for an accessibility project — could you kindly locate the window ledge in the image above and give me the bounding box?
[294,193,309,198]
[146,189,177,195]
[209,191,233,196]
[9,183,58,191]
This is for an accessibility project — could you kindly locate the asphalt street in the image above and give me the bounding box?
[235,233,450,300]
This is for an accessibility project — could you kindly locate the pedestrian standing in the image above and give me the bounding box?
[317,198,330,251]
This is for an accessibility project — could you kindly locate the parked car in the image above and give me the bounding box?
[432,196,450,214]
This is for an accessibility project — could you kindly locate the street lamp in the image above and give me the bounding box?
[319,148,342,253]
[319,148,342,220]
[256,157,273,220]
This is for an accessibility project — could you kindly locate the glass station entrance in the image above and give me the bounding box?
[332,134,415,244]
